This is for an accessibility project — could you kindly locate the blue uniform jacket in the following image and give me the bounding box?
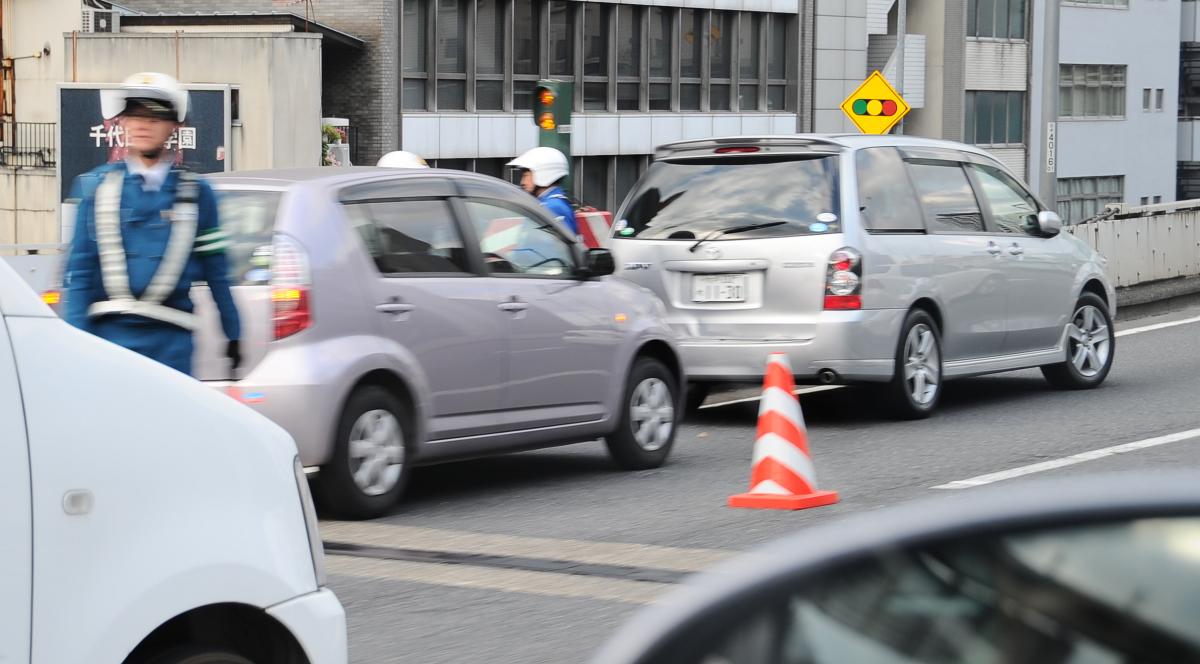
[538,186,577,235]
[64,163,241,372]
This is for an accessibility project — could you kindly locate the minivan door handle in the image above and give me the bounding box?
[376,302,415,314]
[498,301,529,313]
[1007,243,1025,256]
[986,242,1003,256]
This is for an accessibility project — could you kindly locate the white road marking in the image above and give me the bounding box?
[1116,314,1200,338]
[319,521,733,573]
[700,385,842,410]
[326,555,669,605]
[932,427,1200,490]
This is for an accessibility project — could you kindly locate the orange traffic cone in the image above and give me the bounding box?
[729,353,840,510]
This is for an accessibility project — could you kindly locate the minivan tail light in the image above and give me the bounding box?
[271,234,312,340]
[715,146,761,154]
[824,247,863,311]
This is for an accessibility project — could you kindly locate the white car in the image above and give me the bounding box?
[0,259,346,663]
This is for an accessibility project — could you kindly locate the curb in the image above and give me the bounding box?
[1116,275,1200,309]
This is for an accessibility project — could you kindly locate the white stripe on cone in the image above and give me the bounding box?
[747,479,793,496]
[751,432,819,487]
[758,385,804,423]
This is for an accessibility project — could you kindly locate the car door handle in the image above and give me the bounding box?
[498,302,529,312]
[376,302,415,314]
[986,242,1003,256]
[1007,244,1025,256]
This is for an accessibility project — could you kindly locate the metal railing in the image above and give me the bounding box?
[1066,200,1200,288]
[0,122,57,168]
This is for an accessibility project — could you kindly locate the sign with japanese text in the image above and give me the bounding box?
[58,83,231,201]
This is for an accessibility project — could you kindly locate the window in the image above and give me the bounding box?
[970,164,1041,235]
[1154,195,1163,204]
[1143,88,1152,112]
[855,148,925,232]
[619,156,841,240]
[1059,64,1126,119]
[906,162,986,233]
[216,190,281,285]
[1140,196,1150,206]
[964,91,1025,145]
[398,1,796,113]
[346,199,471,274]
[1156,88,1165,111]
[464,201,575,276]
[1056,175,1123,223]
[967,0,1027,39]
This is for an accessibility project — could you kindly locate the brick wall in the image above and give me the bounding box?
[118,0,398,165]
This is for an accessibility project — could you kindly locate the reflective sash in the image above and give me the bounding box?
[88,169,201,330]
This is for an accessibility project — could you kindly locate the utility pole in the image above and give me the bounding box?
[1038,0,1061,204]
[896,0,906,134]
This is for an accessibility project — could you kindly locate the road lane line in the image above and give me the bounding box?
[326,555,670,605]
[932,427,1200,490]
[318,521,734,573]
[700,385,842,410]
[1116,314,1200,338]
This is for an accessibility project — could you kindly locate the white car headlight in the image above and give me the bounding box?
[293,456,327,586]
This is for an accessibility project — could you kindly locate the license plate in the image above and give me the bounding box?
[692,274,747,303]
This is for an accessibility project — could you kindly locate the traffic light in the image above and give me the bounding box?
[533,80,572,188]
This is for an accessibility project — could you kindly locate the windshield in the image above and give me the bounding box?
[616,155,841,240]
[215,190,282,286]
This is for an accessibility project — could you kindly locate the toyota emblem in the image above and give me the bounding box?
[703,245,722,259]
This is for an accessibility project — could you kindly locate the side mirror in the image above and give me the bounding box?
[1038,210,1063,236]
[593,472,1200,664]
[582,248,615,278]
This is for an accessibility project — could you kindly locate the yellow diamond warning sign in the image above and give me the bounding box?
[840,71,910,135]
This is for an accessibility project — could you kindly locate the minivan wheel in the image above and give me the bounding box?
[1041,292,1115,390]
[315,386,411,520]
[605,358,679,470]
[883,310,943,420]
[146,648,255,664]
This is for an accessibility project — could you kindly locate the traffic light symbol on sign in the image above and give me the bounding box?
[850,99,900,117]
[840,71,910,135]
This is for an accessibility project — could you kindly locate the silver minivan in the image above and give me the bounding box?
[190,167,684,519]
[611,135,1116,418]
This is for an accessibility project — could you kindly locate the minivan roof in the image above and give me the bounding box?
[655,134,998,160]
[207,166,500,190]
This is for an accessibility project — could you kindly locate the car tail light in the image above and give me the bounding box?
[824,248,862,310]
[271,234,312,340]
[715,146,760,154]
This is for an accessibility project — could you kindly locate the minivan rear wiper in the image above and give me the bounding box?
[688,221,787,252]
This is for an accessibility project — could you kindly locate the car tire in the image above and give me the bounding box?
[1041,292,1115,390]
[684,382,712,414]
[146,648,255,664]
[883,309,943,420]
[314,385,411,520]
[605,358,679,470]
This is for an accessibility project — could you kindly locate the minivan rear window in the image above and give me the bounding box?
[617,156,840,240]
[216,190,281,286]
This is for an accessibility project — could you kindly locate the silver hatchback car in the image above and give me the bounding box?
[189,167,683,519]
[611,135,1116,418]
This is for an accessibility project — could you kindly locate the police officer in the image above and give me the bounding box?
[64,72,241,376]
[507,147,577,235]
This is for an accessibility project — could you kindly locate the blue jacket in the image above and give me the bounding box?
[65,163,241,365]
[538,186,577,235]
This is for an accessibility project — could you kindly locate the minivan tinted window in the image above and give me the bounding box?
[618,156,841,240]
[905,162,986,233]
[856,148,925,233]
[216,190,281,285]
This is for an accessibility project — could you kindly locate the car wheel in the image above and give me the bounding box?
[146,648,255,664]
[315,385,411,520]
[605,358,679,470]
[684,382,712,414]
[883,309,943,420]
[1041,292,1115,390]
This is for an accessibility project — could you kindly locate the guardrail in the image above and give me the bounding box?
[1065,201,1200,288]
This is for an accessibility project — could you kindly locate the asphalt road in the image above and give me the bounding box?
[321,295,1200,664]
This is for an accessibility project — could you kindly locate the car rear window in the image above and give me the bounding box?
[616,155,841,240]
[216,190,281,285]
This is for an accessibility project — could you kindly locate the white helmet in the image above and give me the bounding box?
[377,150,430,168]
[508,147,569,188]
[100,72,189,123]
